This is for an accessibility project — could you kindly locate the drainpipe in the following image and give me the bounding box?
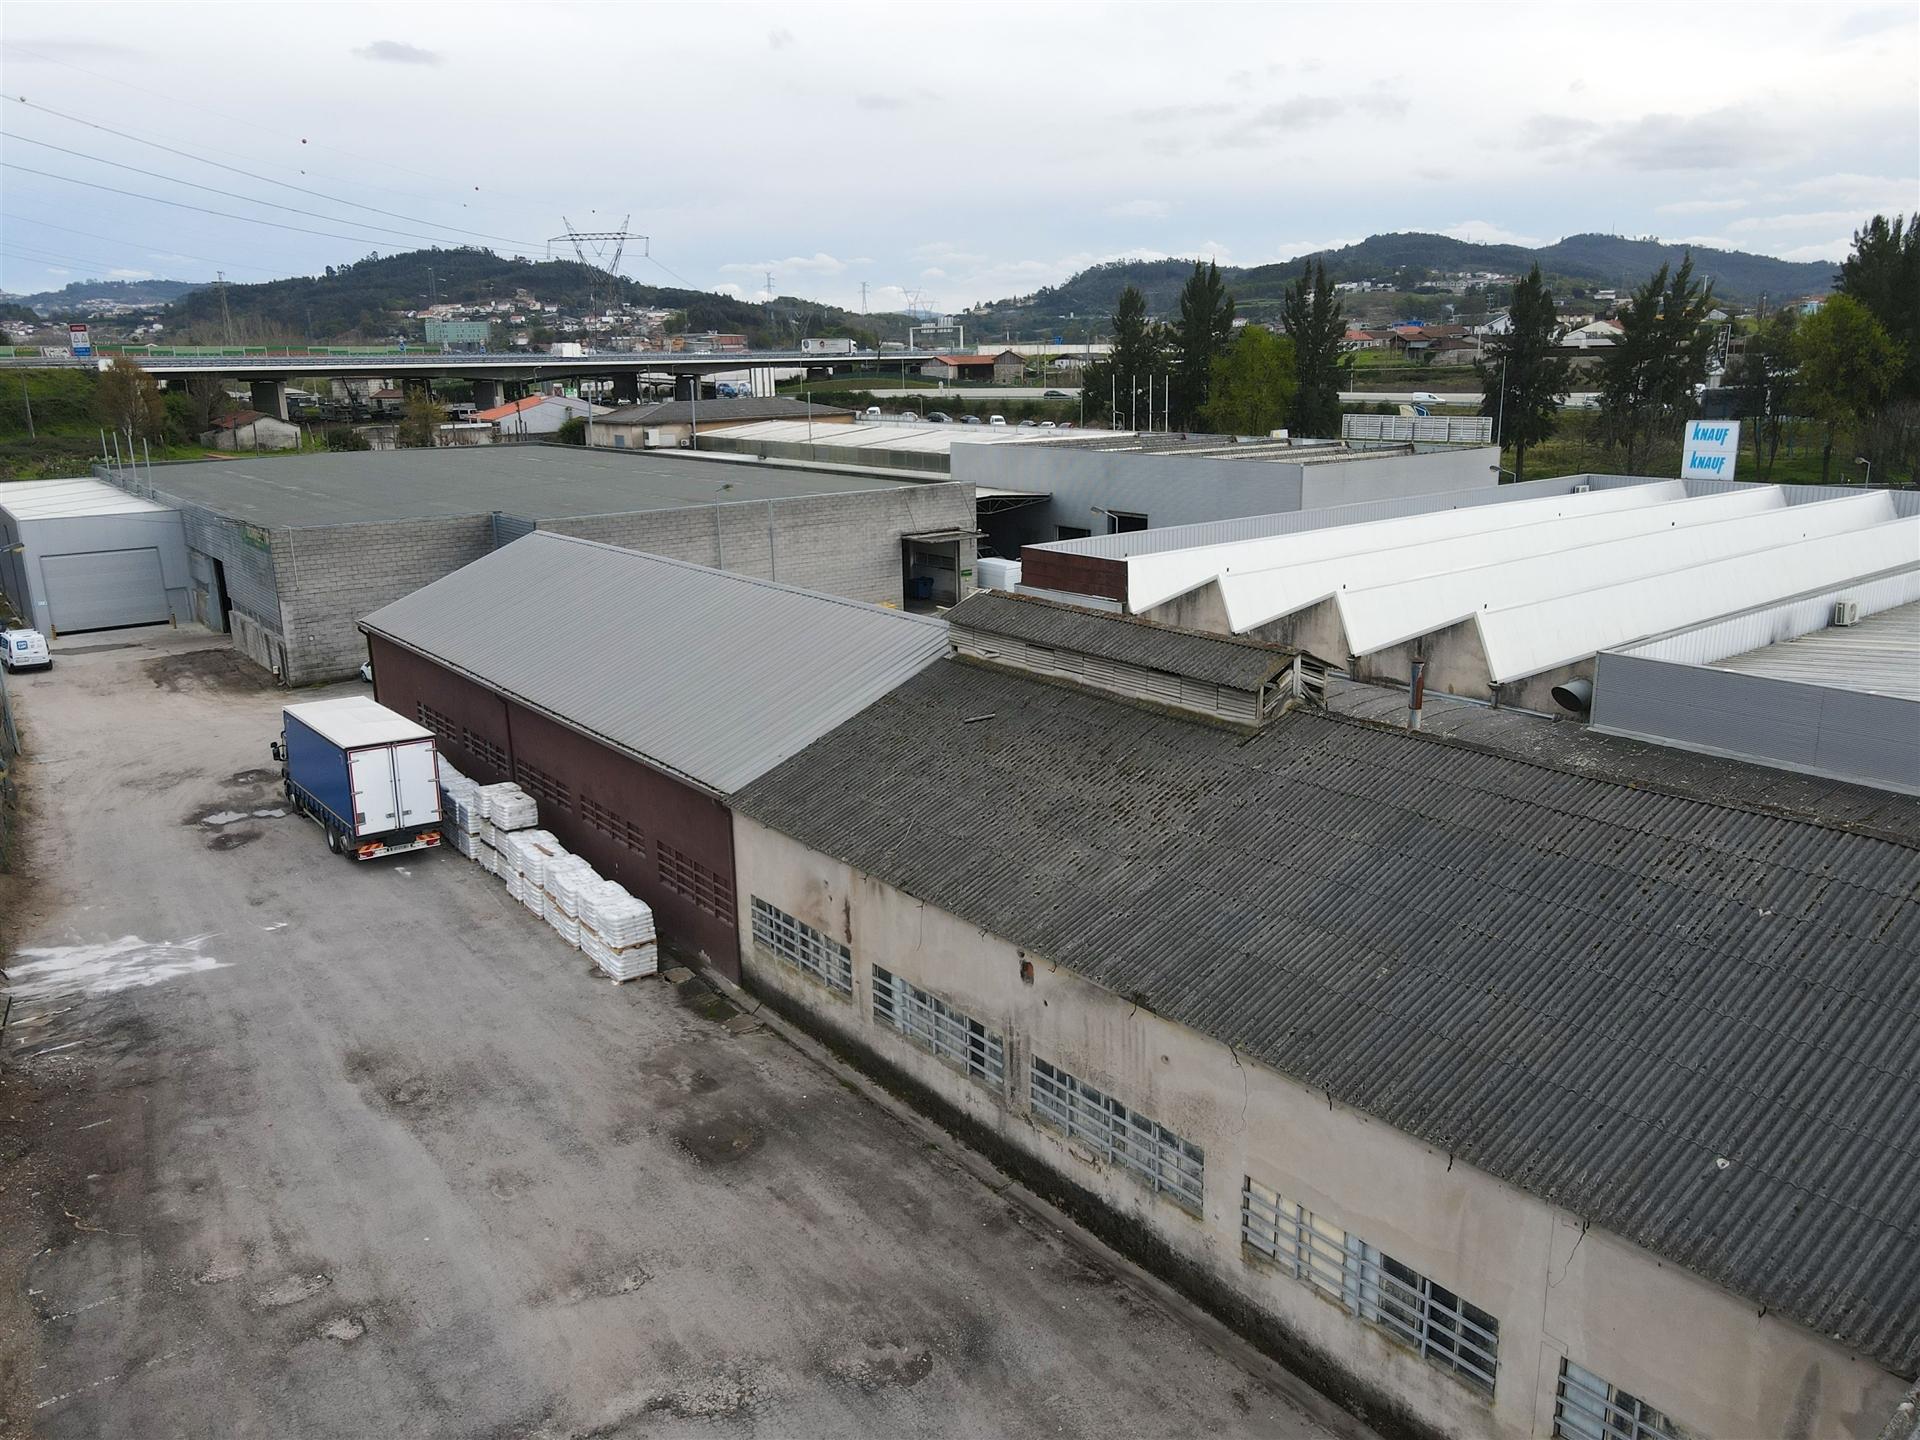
[1407,655,1427,732]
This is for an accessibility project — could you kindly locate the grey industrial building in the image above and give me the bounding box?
[0,477,191,634]
[728,591,1920,1440]
[100,446,975,685]
[361,533,950,970]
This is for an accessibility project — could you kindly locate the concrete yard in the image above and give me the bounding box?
[0,630,1363,1440]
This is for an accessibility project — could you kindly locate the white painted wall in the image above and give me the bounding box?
[732,812,1909,1440]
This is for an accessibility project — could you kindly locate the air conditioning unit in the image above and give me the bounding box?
[1571,483,1592,494]
[1832,599,1860,627]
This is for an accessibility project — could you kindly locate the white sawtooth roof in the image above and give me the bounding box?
[1127,480,1686,614]
[1217,485,1777,634]
[360,532,953,795]
[1476,515,1920,682]
[1336,491,1896,657]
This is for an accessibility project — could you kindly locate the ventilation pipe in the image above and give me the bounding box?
[1407,656,1427,732]
[1552,677,1594,716]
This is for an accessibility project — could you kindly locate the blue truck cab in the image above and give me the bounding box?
[272,697,443,860]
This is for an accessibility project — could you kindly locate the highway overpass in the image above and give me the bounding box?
[0,349,935,418]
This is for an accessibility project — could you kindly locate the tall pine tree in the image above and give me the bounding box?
[1281,261,1345,439]
[1082,285,1168,429]
[1476,264,1569,484]
[1837,213,1919,399]
[1596,254,1715,472]
[1172,260,1235,429]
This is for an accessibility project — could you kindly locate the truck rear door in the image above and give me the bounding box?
[349,747,399,836]
[391,740,441,828]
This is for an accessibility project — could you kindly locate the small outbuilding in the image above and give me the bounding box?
[203,410,301,451]
[589,396,854,450]
[0,476,191,634]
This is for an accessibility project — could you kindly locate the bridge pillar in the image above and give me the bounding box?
[505,379,528,402]
[249,379,289,421]
[471,378,504,410]
[611,371,639,404]
[673,373,696,402]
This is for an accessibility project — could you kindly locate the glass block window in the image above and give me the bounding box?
[871,965,1005,1088]
[750,897,851,993]
[1029,1057,1205,1213]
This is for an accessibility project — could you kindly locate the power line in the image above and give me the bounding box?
[1,161,465,247]
[4,212,277,274]
[3,91,547,252]
[1,131,540,252]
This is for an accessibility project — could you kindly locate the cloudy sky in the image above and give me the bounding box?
[1,1,1915,311]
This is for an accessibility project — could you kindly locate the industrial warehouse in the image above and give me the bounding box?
[97,445,976,684]
[724,590,1920,1440]
[0,476,191,634]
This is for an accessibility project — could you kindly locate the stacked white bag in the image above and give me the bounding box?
[438,763,480,859]
[580,879,658,980]
[543,855,596,948]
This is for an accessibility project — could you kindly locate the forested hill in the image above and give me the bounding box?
[8,278,206,314]
[978,232,1839,329]
[155,247,901,346]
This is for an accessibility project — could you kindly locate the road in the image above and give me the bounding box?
[0,628,1365,1440]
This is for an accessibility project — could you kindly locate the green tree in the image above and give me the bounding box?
[1171,260,1235,428]
[396,390,446,448]
[1080,286,1168,428]
[1198,328,1295,436]
[1476,265,1570,484]
[1837,213,1919,399]
[94,358,166,444]
[555,415,588,445]
[1596,254,1715,472]
[1281,260,1346,439]
[1720,309,1798,478]
[323,426,372,451]
[1793,293,1903,483]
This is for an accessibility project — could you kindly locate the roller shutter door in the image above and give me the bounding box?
[41,548,168,632]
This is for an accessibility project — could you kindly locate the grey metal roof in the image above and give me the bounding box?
[361,533,951,795]
[593,397,853,427]
[736,659,1920,1371]
[947,590,1296,690]
[1712,600,1920,701]
[112,446,920,528]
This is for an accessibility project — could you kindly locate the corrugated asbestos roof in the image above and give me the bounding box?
[735,659,1920,1372]
[946,590,1296,689]
[360,533,951,794]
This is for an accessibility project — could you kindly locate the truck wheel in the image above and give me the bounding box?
[327,827,343,855]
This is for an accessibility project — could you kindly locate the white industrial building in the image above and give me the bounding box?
[0,476,190,634]
[1021,475,1920,716]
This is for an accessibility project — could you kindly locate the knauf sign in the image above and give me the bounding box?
[1682,420,1740,480]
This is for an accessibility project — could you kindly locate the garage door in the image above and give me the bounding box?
[41,548,168,633]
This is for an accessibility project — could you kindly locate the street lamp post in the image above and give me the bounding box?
[1854,456,1872,487]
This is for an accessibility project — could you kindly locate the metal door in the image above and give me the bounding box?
[390,740,441,826]
[41,548,167,632]
[348,747,398,836]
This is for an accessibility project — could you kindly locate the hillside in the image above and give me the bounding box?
[975,232,1839,331]
[6,278,206,314]
[155,247,905,348]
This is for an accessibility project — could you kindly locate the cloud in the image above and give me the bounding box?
[1106,198,1172,220]
[768,27,794,49]
[855,94,913,112]
[719,253,851,277]
[1133,101,1239,123]
[1245,96,1349,131]
[1520,114,1601,149]
[1771,239,1851,262]
[1656,198,1749,215]
[3,39,146,62]
[1832,4,1912,41]
[106,267,153,280]
[1592,108,1781,170]
[352,40,443,65]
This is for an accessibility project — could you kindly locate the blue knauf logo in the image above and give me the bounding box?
[1688,453,1729,474]
[1692,425,1732,444]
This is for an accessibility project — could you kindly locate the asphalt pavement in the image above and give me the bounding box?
[0,628,1367,1440]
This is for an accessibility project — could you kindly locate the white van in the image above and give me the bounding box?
[988,414,1007,426]
[1,627,51,672]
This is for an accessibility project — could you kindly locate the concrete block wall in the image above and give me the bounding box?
[273,516,492,685]
[543,482,977,608]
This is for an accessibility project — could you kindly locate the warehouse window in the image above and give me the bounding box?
[1239,1177,1500,1394]
[514,759,572,815]
[658,842,735,923]
[464,730,508,773]
[871,966,1004,1088]
[1554,1360,1691,1440]
[1029,1058,1204,1214]
[750,897,850,993]
[579,794,644,854]
[415,702,456,742]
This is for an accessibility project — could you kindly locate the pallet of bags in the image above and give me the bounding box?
[505,830,564,888]
[474,838,498,875]
[544,856,596,949]
[480,782,539,832]
[581,880,658,981]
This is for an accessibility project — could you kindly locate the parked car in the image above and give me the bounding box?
[926,411,953,423]
[988,415,1007,426]
[961,415,984,425]
[863,405,883,418]
[1017,419,1038,428]
[898,411,922,423]
[1,627,51,672]
[1043,389,1071,399]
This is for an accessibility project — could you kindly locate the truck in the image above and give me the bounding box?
[271,697,443,860]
